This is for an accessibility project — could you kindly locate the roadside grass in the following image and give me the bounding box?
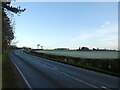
[2,52,27,88]
[0,54,2,89]
[25,50,120,77]
[2,52,18,88]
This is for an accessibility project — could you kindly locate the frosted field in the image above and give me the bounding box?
[35,50,119,59]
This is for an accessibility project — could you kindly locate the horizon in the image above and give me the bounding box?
[11,2,118,50]
[17,46,118,50]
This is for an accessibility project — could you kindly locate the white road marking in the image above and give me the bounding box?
[53,67,59,70]
[101,86,111,90]
[11,51,111,89]
[9,53,32,90]
[42,64,99,89]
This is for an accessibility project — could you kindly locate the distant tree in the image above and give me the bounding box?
[23,46,27,49]
[97,48,99,50]
[93,48,96,51]
[37,44,40,49]
[81,47,89,51]
[77,47,81,51]
[41,46,43,49]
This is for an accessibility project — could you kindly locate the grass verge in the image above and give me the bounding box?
[0,54,2,89]
[2,52,27,88]
[25,50,120,77]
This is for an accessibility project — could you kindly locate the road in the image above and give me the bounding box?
[9,50,119,89]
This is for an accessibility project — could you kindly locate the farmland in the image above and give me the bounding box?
[35,50,119,59]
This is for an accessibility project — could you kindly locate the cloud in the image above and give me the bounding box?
[74,21,118,49]
[101,21,110,28]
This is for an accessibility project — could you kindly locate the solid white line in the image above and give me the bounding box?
[9,53,32,90]
[11,51,108,89]
[53,67,59,70]
[101,86,111,90]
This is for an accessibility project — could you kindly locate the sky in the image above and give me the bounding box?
[11,2,118,50]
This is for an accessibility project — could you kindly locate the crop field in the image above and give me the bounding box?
[35,50,119,59]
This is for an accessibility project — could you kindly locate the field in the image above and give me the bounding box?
[36,50,119,59]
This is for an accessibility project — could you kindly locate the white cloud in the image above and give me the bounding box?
[101,21,110,28]
[74,21,118,49]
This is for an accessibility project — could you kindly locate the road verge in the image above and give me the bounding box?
[2,52,27,88]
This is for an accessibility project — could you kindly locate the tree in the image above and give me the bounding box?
[2,1,26,52]
[2,2,26,14]
[41,46,43,49]
[37,44,40,49]
[81,47,89,51]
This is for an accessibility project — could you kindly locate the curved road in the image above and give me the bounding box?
[9,50,119,89]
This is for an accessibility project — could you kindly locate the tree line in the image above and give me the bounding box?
[2,1,25,53]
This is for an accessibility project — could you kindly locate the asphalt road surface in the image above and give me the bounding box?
[9,50,119,89]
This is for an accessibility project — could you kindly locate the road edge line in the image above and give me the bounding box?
[9,53,32,89]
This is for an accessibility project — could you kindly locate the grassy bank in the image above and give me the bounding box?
[0,54,2,89]
[2,52,27,88]
[26,50,120,77]
[2,52,18,88]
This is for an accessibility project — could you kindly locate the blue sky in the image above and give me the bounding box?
[11,2,118,49]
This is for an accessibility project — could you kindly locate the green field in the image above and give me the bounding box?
[36,50,118,59]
